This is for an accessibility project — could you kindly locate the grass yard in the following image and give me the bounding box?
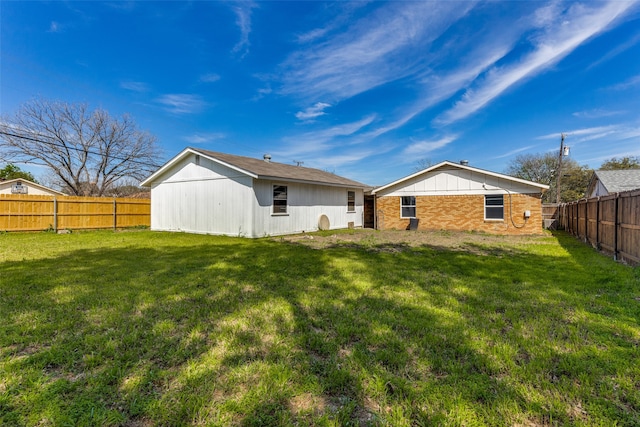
[1,229,639,426]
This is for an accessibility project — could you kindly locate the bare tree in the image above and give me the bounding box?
[412,158,434,173]
[0,98,162,196]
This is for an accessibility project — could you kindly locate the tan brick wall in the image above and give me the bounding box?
[376,194,544,235]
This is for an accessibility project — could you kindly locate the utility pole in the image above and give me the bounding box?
[556,133,569,204]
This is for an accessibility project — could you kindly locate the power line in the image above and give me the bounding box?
[0,130,163,168]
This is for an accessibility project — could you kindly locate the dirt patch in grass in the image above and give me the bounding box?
[276,229,549,252]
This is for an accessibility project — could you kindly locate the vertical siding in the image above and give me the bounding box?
[251,180,364,237]
[150,153,254,236]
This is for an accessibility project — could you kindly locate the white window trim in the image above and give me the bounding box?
[400,196,416,218]
[484,194,504,221]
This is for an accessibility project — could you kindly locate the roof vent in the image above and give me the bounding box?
[460,160,469,166]
[263,154,271,162]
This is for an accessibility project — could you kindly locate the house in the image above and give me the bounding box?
[586,169,640,198]
[371,161,549,234]
[141,148,369,237]
[0,178,65,196]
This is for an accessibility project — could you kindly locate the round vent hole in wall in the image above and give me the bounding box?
[318,214,330,231]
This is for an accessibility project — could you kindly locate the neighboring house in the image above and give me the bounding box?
[586,169,640,198]
[0,178,65,196]
[371,161,549,234]
[141,148,369,237]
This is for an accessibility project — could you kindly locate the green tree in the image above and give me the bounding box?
[599,156,640,170]
[0,164,37,182]
[505,152,592,203]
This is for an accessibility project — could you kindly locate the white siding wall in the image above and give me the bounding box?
[251,180,364,237]
[378,167,540,197]
[149,154,254,236]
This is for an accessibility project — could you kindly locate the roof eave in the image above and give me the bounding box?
[257,175,368,189]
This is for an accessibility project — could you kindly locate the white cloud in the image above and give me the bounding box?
[588,33,640,70]
[48,21,61,33]
[120,81,150,93]
[307,148,381,170]
[402,135,457,156]
[436,1,638,125]
[279,115,376,158]
[183,133,225,144]
[231,2,257,58]
[572,109,624,119]
[493,145,539,159]
[537,125,620,140]
[156,94,207,114]
[295,2,371,44]
[608,74,640,91]
[366,41,514,138]
[280,2,477,102]
[295,102,331,121]
[199,73,221,83]
[251,85,273,101]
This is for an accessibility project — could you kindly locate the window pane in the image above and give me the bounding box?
[486,206,503,219]
[402,207,416,218]
[273,185,287,214]
[485,195,503,206]
[273,200,287,214]
[273,185,287,199]
[401,196,415,206]
[347,191,355,212]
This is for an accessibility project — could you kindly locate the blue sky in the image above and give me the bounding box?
[1,1,639,186]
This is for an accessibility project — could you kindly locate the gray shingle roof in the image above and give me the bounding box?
[192,148,369,188]
[594,169,640,193]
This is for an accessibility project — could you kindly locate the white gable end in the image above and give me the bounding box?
[149,153,251,186]
[377,167,542,197]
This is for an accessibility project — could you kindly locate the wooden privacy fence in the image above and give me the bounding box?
[559,189,640,265]
[0,194,150,232]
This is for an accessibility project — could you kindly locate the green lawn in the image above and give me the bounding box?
[0,230,639,426]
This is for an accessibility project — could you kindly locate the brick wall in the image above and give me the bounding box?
[376,194,544,234]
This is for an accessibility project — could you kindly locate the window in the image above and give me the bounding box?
[273,185,287,214]
[401,196,416,218]
[347,191,355,212]
[485,195,504,220]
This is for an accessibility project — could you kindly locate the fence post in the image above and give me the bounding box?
[584,199,588,243]
[614,193,619,261]
[595,197,600,249]
[113,198,117,231]
[53,197,58,233]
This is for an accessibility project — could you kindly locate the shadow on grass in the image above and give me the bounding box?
[1,231,639,425]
